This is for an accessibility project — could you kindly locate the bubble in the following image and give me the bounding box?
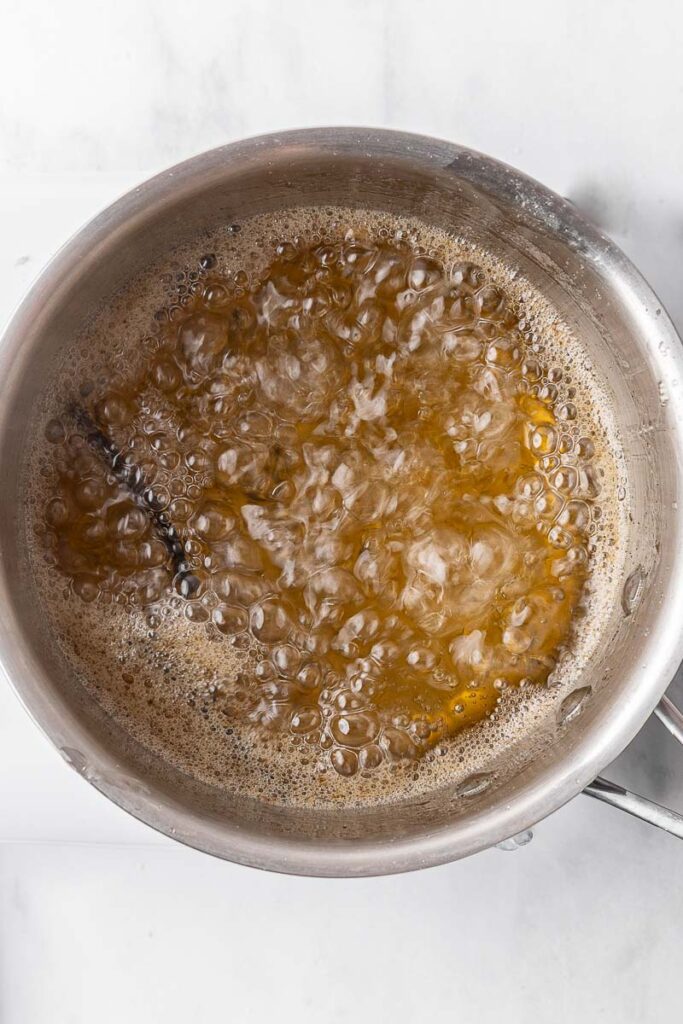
[534,489,564,520]
[185,602,210,624]
[74,477,107,510]
[330,747,358,776]
[213,604,249,636]
[185,449,212,473]
[502,626,533,654]
[250,599,292,644]
[516,473,544,500]
[152,357,182,392]
[538,383,558,403]
[344,479,394,524]
[548,525,573,549]
[237,411,273,438]
[45,418,66,443]
[456,773,494,797]
[406,645,437,670]
[255,660,277,683]
[621,565,645,616]
[46,498,69,526]
[407,256,442,291]
[297,662,323,690]
[522,359,542,381]
[179,313,229,374]
[558,500,590,531]
[476,283,505,318]
[485,334,521,368]
[331,711,380,747]
[96,393,135,427]
[577,437,595,460]
[381,728,418,762]
[72,575,100,602]
[358,744,384,770]
[208,284,232,309]
[290,707,322,735]
[529,424,558,455]
[335,610,381,650]
[578,465,601,499]
[216,443,273,498]
[147,485,170,509]
[211,532,263,573]
[176,573,202,598]
[272,644,301,675]
[552,466,579,494]
[190,502,236,541]
[557,686,592,725]
[107,504,148,539]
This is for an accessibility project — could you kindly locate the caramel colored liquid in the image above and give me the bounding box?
[39,235,598,778]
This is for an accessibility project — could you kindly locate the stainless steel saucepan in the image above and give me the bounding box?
[1,128,683,875]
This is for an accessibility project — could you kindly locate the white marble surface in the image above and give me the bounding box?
[2,1,683,1020]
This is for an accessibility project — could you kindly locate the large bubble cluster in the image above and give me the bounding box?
[40,231,600,778]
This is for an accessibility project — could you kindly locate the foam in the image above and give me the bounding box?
[22,207,628,809]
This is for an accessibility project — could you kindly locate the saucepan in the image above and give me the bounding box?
[1,128,683,875]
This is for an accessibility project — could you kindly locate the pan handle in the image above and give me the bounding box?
[583,694,683,839]
[655,694,683,745]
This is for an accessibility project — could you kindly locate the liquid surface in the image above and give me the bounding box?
[31,219,608,790]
